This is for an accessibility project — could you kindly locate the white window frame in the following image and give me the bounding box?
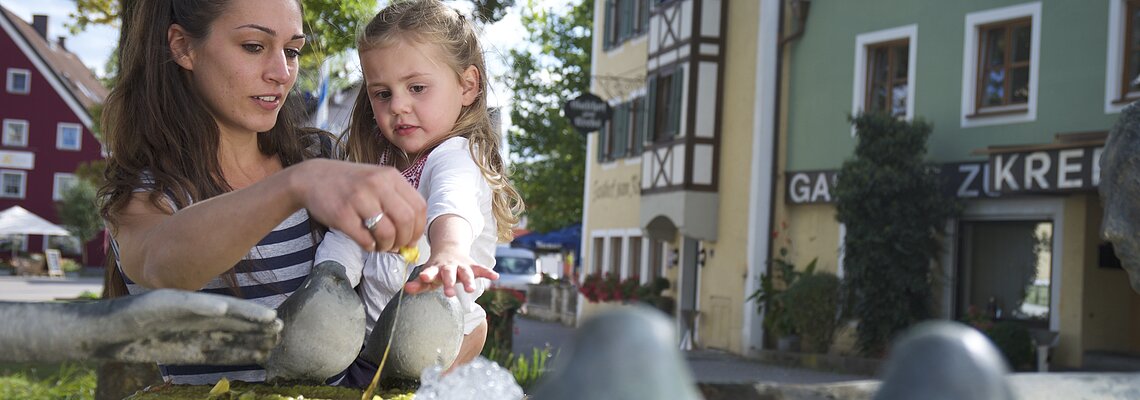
[56,123,82,151]
[6,68,30,94]
[2,119,28,147]
[960,2,1041,128]
[0,169,27,199]
[53,173,78,201]
[1107,0,1133,113]
[852,24,918,136]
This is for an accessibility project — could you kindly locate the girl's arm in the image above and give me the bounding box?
[115,159,425,290]
[404,214,498,296]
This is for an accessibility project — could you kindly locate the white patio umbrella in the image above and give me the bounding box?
[0,206,71,259]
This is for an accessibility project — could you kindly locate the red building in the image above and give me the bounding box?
[0,8,107,267]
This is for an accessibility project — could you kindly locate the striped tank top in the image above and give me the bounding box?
[111,200,319,385]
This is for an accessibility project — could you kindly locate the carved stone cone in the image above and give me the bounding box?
[265,261,365,383]
[362,288,463,381]
[874,321,1014,400]
[530,304,702,400]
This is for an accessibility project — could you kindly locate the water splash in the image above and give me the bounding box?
[414,357,524,400]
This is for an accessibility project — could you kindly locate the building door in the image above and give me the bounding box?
[956,220,1053,329]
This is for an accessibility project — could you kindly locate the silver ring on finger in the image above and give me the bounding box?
[363,212,385,231]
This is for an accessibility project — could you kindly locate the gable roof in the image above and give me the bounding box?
[0,6,108,129]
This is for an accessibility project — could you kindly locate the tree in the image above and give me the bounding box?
[833,113,960,356]
[72,0,516,90]
[505,1,591,233]
[56,180,103,266]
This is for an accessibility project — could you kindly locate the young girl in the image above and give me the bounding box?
[315,0,524,378]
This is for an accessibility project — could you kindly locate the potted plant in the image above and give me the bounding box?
[747,248,817,351]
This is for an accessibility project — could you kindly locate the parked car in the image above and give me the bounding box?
[492,246,541,294]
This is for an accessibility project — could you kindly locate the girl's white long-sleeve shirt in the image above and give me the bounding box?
[316,136,493,336]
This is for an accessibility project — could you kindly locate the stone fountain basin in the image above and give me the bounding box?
[124,381,415,400]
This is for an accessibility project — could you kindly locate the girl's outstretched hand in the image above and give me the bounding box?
[404,248,499,297]
[290,159,426,252]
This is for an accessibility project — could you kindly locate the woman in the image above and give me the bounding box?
[100,0,424,385]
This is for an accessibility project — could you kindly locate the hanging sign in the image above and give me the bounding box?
[563,92,611,135]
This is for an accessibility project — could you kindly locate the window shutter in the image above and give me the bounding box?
[604,0,615,48]
[639,0,650,34]
[647,77,657,143]
[597,122,609,163]
[620,0,634,41]
[632,97,645,155]
[614,104,629,158]
[669,68,684,136]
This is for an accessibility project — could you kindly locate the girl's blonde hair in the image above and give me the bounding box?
[347,0,523,242]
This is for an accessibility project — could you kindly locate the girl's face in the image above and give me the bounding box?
[171,0,304,138]
[360,38,479,160]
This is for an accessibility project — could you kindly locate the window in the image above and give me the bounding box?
[866,41,909,117]
[1107,0,1140,112]
[0,170,26,198]
[960,3,1040,128]
[597,96,647,163]
[647,239,664,281]
[603,0,650,49]
[628,236,642,280]
[853,24,917,128]
[57,123,81,150]
[609,236,623,276]
[53,173,78,201]
[649,68,683,142]
[592,237,605,275]
[976,18,1032,112]
[956,221,1052,328]
[6,68,30,94]
[1122,1,1140,101]
[2,119,28,147]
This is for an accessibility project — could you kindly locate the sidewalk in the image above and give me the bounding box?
[511,313,869,385]
[0,275,103,302]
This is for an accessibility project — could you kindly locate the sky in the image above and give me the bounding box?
[0,0,552,110]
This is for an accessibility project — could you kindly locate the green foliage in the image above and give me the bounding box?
[0,363,96,400]
[782,272,841,353]
[960,310,1036,371]
[834,112,960,356]
[482,346,552,392]
[55,180,103,266]
[476,287,525,352]
[72,0,515,90]
[505,1,592,232]
[746,248,817,338]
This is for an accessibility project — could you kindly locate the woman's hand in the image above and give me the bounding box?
[290,159,426,252]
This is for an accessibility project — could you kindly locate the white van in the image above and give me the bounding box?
[492,246,541,292]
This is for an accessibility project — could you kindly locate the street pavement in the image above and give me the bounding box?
[511,313,869,385]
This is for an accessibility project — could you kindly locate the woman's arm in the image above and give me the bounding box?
[115,159,425,290]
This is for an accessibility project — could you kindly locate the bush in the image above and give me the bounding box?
[782,272,841,353]
[746,248,817,338]
[985,321,1035,371]
[476,288,525,352]
[834,112,960,355]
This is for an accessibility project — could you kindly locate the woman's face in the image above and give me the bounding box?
[174,0,305,138]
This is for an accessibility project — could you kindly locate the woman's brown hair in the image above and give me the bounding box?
[346,0,524,242]
[99,0,319,297]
